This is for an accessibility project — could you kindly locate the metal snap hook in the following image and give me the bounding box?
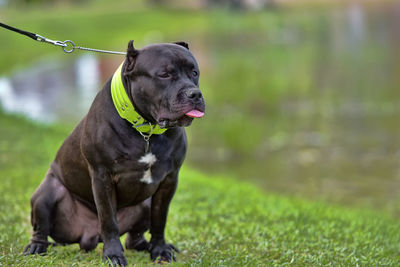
[62,40,75,53]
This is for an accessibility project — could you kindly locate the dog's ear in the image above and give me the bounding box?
[125,40,139,74]
[174,41,189,50]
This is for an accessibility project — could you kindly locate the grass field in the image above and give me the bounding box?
[0,110,399,266]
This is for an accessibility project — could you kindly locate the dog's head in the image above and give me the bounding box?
[123,40,205,129]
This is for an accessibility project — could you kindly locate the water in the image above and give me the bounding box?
[0,3,399,215]
[0,54,107,123]
[189,3,400,215]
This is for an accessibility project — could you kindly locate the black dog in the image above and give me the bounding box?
[23,40,205,266]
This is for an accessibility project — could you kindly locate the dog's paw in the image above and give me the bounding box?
[149,240,179,263]
[23,241,48,255]
[103,241,128,266]
[125,233,150,252]
[103,254,128,267]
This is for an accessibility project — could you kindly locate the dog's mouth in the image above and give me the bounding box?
[185,109,205,118]
[157,108,205,129]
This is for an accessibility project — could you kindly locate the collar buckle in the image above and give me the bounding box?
[133,121,154,153]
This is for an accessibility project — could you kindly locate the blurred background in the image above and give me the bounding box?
[0,0,399,216]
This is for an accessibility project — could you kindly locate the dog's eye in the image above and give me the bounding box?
[158,72,171,79]
[192,70,198,77]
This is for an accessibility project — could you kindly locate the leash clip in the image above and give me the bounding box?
[35,34,76,53]
[36,34,66,47]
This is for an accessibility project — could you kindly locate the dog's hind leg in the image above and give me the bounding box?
[122,199,151,252]
[126,232,150,252]
[23,171,66,255]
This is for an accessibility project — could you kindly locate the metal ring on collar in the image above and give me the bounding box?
[62,40,75,53]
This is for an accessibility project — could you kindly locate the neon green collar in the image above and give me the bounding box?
[111,63,167,136]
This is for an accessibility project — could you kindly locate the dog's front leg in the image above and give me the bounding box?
[90,167,127,266]
[149,171,179,262]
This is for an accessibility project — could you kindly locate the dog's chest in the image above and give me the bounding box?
[113,149,172,184]
[111,143,174,205]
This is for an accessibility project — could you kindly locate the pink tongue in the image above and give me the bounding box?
[185,110,204,118]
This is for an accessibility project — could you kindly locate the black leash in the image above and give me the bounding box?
[0,22,126,55]
[0,22,38,40]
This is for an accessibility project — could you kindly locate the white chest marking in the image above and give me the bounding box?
[138,153,157,184]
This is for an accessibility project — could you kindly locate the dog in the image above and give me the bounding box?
[23,40,205,266]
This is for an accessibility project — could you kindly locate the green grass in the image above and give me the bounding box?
[1,111,400,266]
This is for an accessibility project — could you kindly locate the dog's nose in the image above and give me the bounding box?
[186,89,203,102]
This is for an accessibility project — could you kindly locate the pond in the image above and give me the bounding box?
[1,2,399,216]
[0,54,119,123]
